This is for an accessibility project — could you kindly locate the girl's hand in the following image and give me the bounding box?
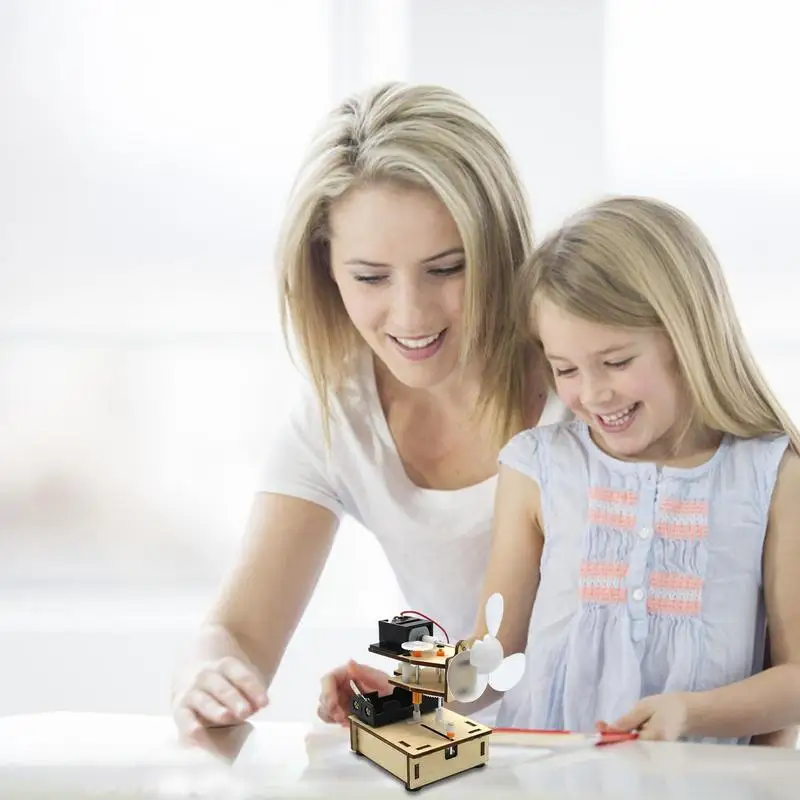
[599,692,694,741]
[172,657,269,738]
[318,659,394,726]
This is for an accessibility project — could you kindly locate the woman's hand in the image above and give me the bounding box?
[599,692,694,741]
[172,656,269,738]
[318,659,394,726]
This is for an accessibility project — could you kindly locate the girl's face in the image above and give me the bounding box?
[329,183,467,393]
[536,297,690,462]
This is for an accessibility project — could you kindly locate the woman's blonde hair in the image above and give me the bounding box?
[276,81,535,446]
[518,195,800,452]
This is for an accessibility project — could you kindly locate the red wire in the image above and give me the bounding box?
[399,610,449,643]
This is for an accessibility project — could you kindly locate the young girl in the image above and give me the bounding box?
[472,195,800,744]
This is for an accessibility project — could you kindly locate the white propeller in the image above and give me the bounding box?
[486,592,504,637]
[486,652,526,692]
[469,592,525,692]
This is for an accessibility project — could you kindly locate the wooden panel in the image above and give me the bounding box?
[350,706,491,790]
[408,733,489,790]
[352,725,408,783]
[368,643,455,668]
[350,708,489,754]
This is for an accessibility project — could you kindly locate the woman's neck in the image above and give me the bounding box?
[373,349,551,441]
[373,355,498,489]
[373,355,483,420]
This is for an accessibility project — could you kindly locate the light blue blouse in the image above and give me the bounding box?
[495,420,789,744]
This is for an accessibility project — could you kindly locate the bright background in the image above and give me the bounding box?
[1,0,798,723]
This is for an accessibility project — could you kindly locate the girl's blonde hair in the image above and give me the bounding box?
[518,195,800,452]
[276,81,535,446]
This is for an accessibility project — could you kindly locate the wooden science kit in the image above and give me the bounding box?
[348,593,526,791]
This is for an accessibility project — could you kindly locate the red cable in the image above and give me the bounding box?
[399,610,449,643]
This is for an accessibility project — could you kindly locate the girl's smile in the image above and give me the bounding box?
[536,298,696,463]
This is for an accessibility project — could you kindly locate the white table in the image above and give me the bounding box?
[1,712,799,798]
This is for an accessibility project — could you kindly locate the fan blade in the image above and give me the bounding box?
[447,650,490,703]
[485,593,503,638]
[470,636,503,674]
[488,652,526,692]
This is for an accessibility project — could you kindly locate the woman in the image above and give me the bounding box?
[170,81,569,736]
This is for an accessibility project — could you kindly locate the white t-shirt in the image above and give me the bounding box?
[259,348,570,646]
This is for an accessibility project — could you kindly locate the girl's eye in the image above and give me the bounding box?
[606,357,633,369]
[353,274,388,284]
[554,366,577,378]
[429,263,465,277]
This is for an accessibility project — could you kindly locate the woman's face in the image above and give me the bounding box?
[329,183,467,392]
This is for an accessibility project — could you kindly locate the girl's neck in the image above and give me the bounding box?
[590,421,724,469]
[659,426,724,468]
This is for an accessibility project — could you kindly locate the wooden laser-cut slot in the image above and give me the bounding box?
[415,743,431,751]
[419,723,450,739]
[398,740,410,747]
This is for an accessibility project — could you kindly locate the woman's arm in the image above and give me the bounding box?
[447,463,544,715]
[172,492,339,733]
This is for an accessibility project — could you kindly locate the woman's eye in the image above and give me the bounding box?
[353,263,464,284]
[554,366,577,378]
[606,357,633,369]
[429,264,465,277]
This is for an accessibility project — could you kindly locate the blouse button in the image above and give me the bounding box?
[638,527,651,539]
[632,588,645,602]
